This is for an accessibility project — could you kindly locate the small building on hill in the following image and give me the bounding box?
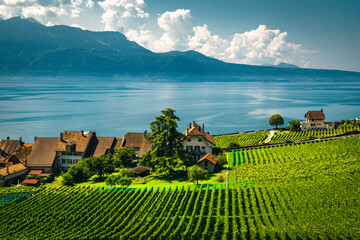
[0,163,28,186]
[22,179,40,187]
[183,122,216,160]
[122,132,152,159]
[300,109,327,131]
[131,166,150,177]
[198,153,217,173]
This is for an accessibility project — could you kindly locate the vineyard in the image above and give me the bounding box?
[269,125,360,144]
[214,131,269,148]
[0,137,359,239]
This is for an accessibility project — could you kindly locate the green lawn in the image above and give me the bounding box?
[47,167,228,189]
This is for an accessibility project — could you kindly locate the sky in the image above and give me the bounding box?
[0,0,359,72]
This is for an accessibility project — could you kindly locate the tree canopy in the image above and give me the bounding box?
[113,147,136,168]
[288,120,300,131]
[187,165,208,185]
[269,114,284,129]
[140,108,186,175]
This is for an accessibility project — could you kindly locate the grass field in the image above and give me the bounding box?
[1,137,359,239]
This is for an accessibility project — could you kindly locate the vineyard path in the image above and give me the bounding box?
[226,152,229,185]
[264,129,278,143]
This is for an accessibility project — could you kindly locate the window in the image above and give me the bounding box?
[67,159,72,164]
[198,139,202,142]
[133,147,140,151]
[311,124,315,126]
[62,159,66,164]
[66,145,72,152]
[186,146,193,152]
[73,159,78,164]
[194,146,200,153]
[187,139,191,142]
[205,161,208,166]
[202,146,205,150]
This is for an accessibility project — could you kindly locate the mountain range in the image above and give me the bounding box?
[0,17,359,80]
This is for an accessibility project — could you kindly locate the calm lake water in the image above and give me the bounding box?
[1,77,360,142]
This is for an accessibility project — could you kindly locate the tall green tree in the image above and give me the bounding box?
[85,155,114,178]
[269,114,284,129]
[140,108,185,174]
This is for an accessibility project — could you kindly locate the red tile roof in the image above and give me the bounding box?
[198,153,217,165]
[28,170,43,175]
[183,122,216,146]
[305,110,325,120]
[27,137,59,167]
[93,137,116,157]
[22,179,39,185]
[56,131,94,152]
[123,133,152,157]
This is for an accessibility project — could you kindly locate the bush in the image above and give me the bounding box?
[45,175,55,183]
[216,154,227,167]
[118,168,134,178]
[229,142,240,148]
[118,177,132,187]
[67,161,92,183]
[62,173,74,186]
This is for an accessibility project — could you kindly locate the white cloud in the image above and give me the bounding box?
[0,0,93,21]
[98,0,149,32]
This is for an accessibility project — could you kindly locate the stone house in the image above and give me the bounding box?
[183,122,216,160]
[300,109,327,131]
[198,153,218,173]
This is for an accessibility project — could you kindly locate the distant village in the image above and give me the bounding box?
[1,109,359,187]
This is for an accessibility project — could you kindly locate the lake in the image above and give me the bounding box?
[1,76,360,142]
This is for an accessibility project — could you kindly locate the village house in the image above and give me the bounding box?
[27,131,123,173]
[183,121,216,160]
[0,137,32,168]
[300,109,328,131]
[0,163,28,186]
[198,153,218,173]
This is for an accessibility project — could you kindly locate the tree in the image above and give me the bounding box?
[118,177,132,187]
[113,147,136,168]
[269,114,284,129]
[67,160,92,183]
[85,155,114,179]
[62,173,74,186]
[118,168,134,178]
[140,108,185,174]
[187,165,207,185]
[106,175,119,187]
[288,120,300,131]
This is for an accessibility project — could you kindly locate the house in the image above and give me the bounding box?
[27,131,123,173]
[198,153,218,173]
[0,137,31,168]
[183,121,216,160]
[27,137,60,173]
[300,109,327,131]
[0,163,28,186]
[122,132,152,158]
[131,166,150,177]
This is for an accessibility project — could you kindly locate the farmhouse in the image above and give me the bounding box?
[183,122,216,160]
[198,153,218,173]
[0,163,28,186]
[27,131,123,173]
[300,109,327,131]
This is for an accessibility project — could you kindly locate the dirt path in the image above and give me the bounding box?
[264,129,277,143]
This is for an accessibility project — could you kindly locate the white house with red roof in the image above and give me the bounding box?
[300,109,330,131]
[183,121,216,160]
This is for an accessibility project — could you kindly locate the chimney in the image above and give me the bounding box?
[320,109,323,113]
[82,130,84,137]
[60,132,63,141]
[193,121,195,125]
[34,136,38,143]
[189,122,191,128]
[20,137,22,143]
[6,136,10,140]
[202,124,204,131]
[144,130,147,137]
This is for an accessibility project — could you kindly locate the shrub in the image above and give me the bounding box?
[62,173,74,186]
[118,168,134,178]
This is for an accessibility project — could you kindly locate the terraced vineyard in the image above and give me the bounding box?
[214,131,269,148]
[269,125,359,144]
[0,137,359,239]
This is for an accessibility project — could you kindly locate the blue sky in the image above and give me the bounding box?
[1,0,359,71]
